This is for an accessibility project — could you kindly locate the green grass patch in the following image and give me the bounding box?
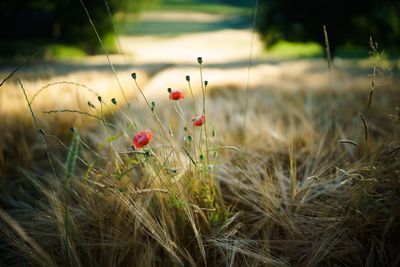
[265,41,398,60]
[266,41,324,59]
[44,45,87,60]
[0,39,88,61]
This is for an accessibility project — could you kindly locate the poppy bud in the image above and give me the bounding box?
[131,72,137,80]
[88,101,95,108]
[197,57,203,64]
[111,98,117,105]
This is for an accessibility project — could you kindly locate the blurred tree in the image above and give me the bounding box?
[0,0,153,54]
[218,0,254,7]
[256,0,400,54]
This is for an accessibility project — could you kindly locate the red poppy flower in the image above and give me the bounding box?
[132,130,152,150]
[169,89,184,100]
[192,114,205,127]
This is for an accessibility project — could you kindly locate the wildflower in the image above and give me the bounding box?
[169,89,184,100]
[192,114,205,127]
[132,130,152,150]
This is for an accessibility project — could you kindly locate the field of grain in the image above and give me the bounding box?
[1,9,400,267]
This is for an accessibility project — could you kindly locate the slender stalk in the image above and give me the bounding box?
[30,81,99,104]
[18,79,58,179]
[243,0,260,142]
[78,0,128,105]
[79,0,139,129]
[0,53,37,87]
[186,77,198,169]
[368,37,379,109]
[43,109,101,120]
[323,25,335,178]
[97,98,123,166]
[198,59,211,188]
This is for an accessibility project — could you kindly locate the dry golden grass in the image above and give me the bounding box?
[0,56,400,266]
[0,59,153,176]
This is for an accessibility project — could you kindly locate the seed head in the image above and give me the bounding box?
[204,80,208,86]
[88,101,95,108]
[185,75,190,82]
[111,98,117,105]
[197,57,203,65]
[131,72,137,80]
[97,96,102,103]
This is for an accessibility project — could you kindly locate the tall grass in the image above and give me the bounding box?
[1,65,399,265]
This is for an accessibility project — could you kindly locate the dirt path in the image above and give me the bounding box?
[118,11,377,102]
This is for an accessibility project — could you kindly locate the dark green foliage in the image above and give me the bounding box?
[257,0,400,54]
[0,0,150,54]
[217,0,254,6]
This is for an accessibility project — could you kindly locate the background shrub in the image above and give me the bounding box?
[256,0,400,54]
